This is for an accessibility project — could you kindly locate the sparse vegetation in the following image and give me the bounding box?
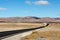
[0,23,44,32]
[0,23,60,40]
[20,23,60,40]
[21,31,60,40]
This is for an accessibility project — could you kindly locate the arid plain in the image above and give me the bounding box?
[0,23,44,32]
[0,23,60,40]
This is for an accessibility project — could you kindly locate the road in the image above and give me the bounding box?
[0,23,49,40]
[1,31,32,40]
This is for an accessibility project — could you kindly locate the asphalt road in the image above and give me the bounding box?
[1,31,32,40]
[0,23,49,40]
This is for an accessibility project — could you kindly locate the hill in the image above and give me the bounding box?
[0,16,60,23]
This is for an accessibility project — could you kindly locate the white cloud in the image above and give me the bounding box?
[0,8,7,10]
[25,0,50,5]
[25,1,31,5]
[34,0,49,5]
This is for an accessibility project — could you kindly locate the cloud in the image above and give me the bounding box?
[34,0,49,5]
[0,8,7,10]
[25,0,50,5]
[25,1,32,5]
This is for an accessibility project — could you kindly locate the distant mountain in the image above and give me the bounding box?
[55,18,60,20]
[23,16,40,19]
[0,16,60,23]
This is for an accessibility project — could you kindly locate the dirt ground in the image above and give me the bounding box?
[0,23,60,40]
[20,23,60,40]
[0,23,44,32]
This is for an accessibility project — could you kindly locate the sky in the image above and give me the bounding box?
[0,0,60,18]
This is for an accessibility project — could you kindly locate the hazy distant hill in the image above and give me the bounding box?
[0,16,60,23]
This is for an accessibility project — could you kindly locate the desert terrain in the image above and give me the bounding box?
[0,23,44,32]
[0,23,60,40]
[21,23,60,40]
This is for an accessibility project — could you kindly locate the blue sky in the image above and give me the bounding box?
[0,0,60,18]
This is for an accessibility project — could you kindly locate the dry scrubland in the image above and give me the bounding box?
[20,23,60,40]
[21,31,60,40]
[0,23,44,32]
[0,23,60,40]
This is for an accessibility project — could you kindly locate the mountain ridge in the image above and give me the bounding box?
[0,16,60,23]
